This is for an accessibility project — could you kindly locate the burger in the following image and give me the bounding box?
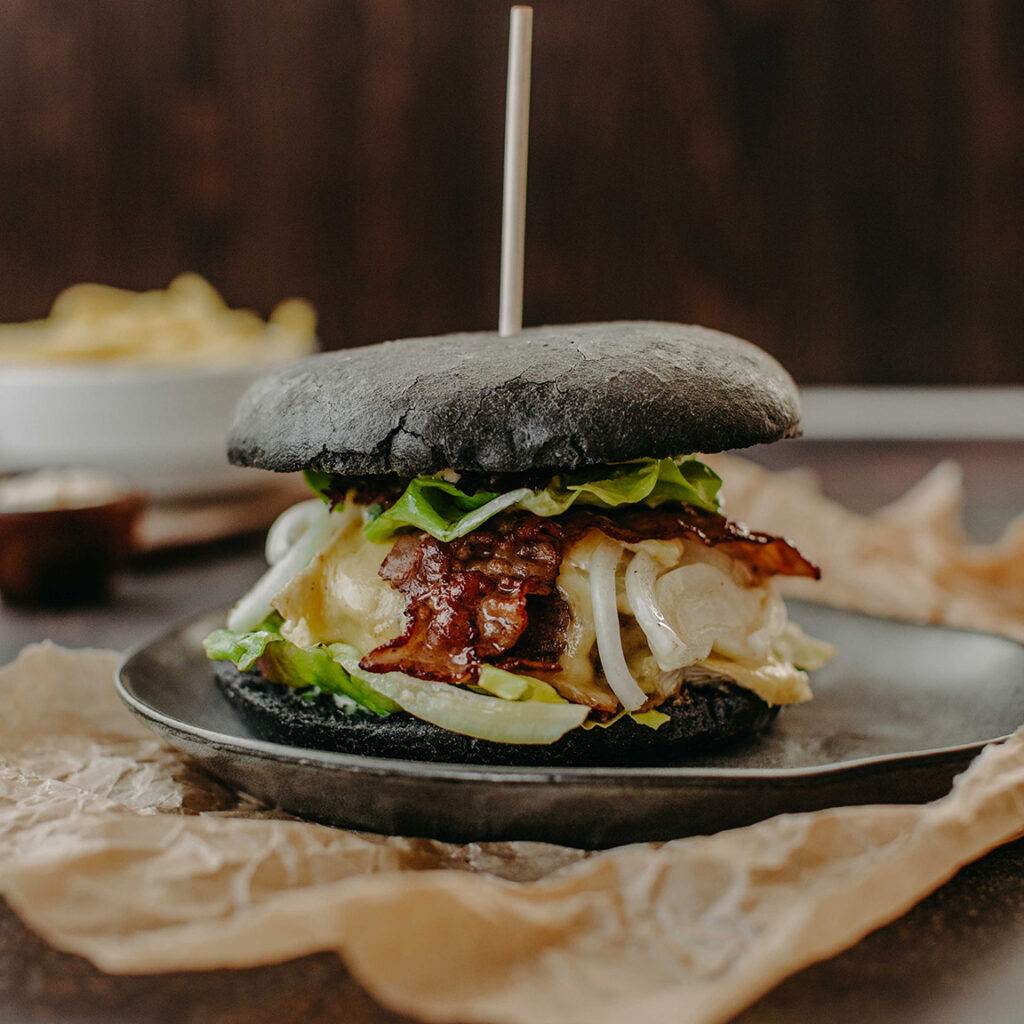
[205,321,833,766]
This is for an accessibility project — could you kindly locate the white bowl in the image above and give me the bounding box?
[0,362,278,499]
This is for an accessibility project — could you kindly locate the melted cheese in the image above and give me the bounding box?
[699,655,812,705]
[273,506,406,654]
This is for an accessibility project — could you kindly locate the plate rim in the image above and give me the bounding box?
[116,603,1024,786]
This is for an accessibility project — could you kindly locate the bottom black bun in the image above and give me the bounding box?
[214,661,778,767]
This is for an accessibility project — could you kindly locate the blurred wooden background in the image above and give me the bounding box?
[0,0,1021,383]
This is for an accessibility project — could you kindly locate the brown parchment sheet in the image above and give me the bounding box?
[1,456,1022,1024]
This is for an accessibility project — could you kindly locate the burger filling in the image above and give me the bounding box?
[206,457,833,744]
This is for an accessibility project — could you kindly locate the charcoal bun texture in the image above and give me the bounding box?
[228,321,801,477]
[213,660,778,768]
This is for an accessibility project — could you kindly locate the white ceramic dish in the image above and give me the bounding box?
[0,361,282,498]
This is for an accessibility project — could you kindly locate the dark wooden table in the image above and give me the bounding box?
[2,440,1022,1024]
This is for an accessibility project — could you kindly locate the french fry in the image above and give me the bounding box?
[0,275,317,367]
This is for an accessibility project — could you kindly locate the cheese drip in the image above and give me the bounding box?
[273,504,406,653]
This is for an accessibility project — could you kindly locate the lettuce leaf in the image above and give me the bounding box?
[473,664,567,704]
[203,614,283,671]
[362,478,508,543]
[521,457,721,517]
[334,646,588,744]
[267,643,399,715]
[700,655,812,707]
[303,469,335,504]
[360,457,721,543]
[203,619,398,716]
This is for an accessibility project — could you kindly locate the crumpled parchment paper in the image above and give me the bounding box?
[1,456,1022,1024]
[711,455,1024,640]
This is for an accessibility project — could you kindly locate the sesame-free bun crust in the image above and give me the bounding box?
[228,321,801,477]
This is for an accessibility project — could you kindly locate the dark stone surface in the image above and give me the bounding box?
[213,658,777,767]
[227,321,801,476]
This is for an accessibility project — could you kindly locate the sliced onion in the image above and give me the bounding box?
[446,487,532,539]
[265,499,324,565]
[227,504,337,632]
[589,538,647,711]
[625,549,689,671]
[337,654,587,744]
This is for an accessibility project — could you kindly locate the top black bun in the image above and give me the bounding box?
[229,321,801,477]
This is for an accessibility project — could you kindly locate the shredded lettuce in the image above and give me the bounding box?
[355,457,721,544]
[631,708,672,729]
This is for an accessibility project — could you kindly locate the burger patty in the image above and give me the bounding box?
[213,660,778,767]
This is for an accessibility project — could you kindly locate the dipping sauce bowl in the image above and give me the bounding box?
[0,471,144,606]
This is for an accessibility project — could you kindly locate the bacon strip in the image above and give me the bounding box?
[360,506,819,684]
[497,592,572,674]
[359,516,563,683]
[564,507,821,581]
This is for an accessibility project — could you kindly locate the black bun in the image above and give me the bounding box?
[229,321,800,477]
[213,660,778,768]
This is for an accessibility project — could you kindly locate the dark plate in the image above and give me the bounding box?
[117,602,1024,848]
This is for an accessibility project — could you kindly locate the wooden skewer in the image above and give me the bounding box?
[498,5,533,338]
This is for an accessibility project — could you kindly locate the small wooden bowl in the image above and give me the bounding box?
[0,492,145,607]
